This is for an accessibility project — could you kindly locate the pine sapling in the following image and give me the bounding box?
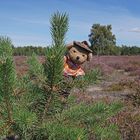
[0,36,16,137]
[42,11,69,118]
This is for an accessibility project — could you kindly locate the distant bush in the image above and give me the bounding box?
[120,45,140,55]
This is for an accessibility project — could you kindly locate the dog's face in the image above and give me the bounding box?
[68,45,89,64]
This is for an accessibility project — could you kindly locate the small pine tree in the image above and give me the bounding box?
[24,12,68,120]
[0,37,16,136]
[0,37,37,139]
[42,12,68,117]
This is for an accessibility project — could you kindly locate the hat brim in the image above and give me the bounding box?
[73,41,92,53]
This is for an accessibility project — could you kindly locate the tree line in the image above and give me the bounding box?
[13,46,46,56]
[13,45,140,56]
[13,23,140,56]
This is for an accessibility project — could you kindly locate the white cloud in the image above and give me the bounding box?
[129,27,140,33]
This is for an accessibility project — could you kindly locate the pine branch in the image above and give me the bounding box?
[45,12,68,89]
[42,94,52,121]
[50,11,69,47]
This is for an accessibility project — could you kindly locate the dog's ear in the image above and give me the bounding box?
[66,42,73,50]
[87,53,92,61]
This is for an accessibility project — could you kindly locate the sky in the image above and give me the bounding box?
[0,0,140,47]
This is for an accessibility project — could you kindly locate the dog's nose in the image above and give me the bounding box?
[76,56,80,60]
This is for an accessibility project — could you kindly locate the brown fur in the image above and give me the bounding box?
[66,42,92,64]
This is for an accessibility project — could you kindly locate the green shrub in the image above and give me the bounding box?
[0,36,17,137]
[35,121,87,140]
[70,68,101,91]
[0,37,38,139]
[94,124,121,140]
[34,101,123,140]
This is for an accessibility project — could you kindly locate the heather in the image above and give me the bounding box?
[14,55,140,78]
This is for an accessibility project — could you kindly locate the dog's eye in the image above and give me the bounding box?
[82,54,85,57]
[73,50,76,53]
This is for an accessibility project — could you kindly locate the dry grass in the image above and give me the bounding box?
[110,107,140,140]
